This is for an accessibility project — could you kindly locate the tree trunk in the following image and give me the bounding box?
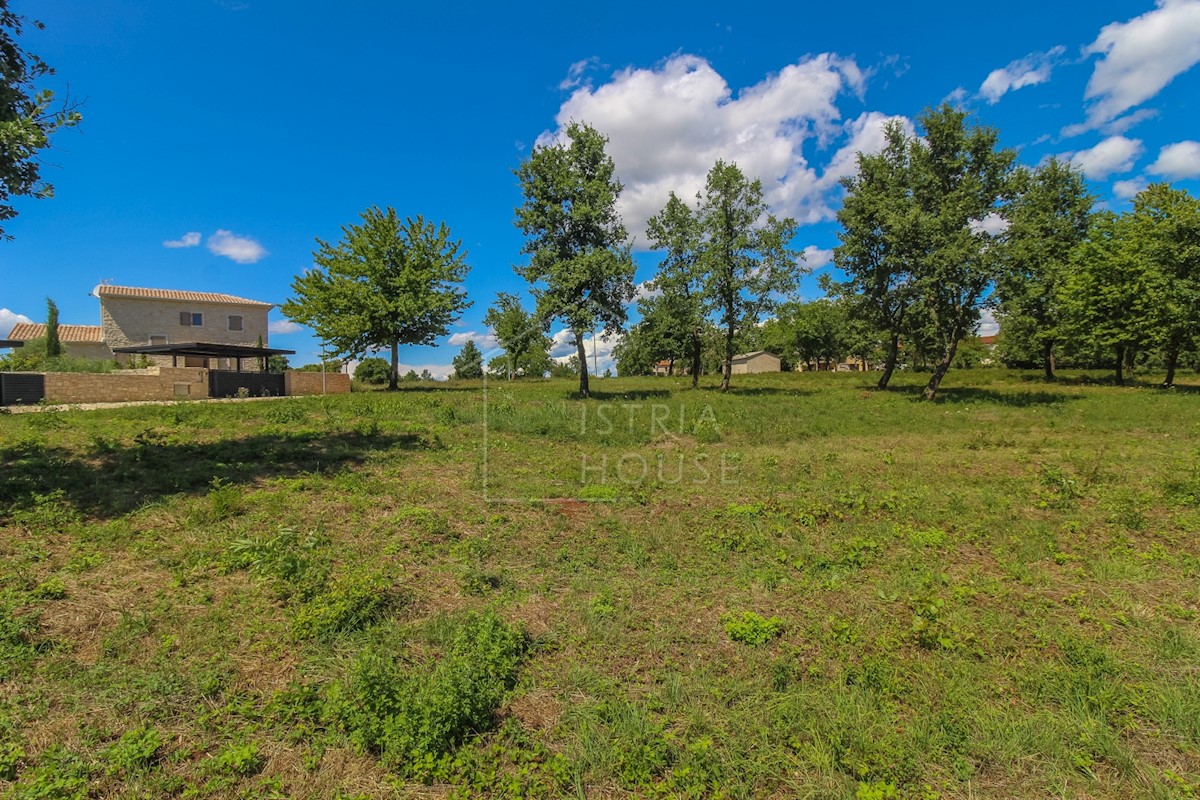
[1164,346,1179,387]
[922,338,961,401]
[667,357,675,376]
[690,329,701,389]
[388,340,399,391]
[1042,340,1056,382]
[720,323,734,391]
[877,333,900,390]
[1115,345,1124,385]
[576,333,589,398]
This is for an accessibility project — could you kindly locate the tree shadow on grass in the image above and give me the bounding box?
[569,389,674,401]
[0,429,432,521]
[897,386,1077,407]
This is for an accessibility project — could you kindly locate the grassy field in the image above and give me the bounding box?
[1,369,1199,799]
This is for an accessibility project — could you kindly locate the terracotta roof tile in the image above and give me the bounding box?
[95,284,273,307]
[7,323,105,342]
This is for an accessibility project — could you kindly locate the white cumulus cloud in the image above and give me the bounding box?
[801,245,834,268]
[163,231,201,248]
[1112,177,1149,199]
[449,330,500,351]
[977,308,1000,337]
[970,213,1010,236]
[0,308,33,339]
[978,47,1066,104]
[545,54,893,240]
[268,319,302,335]
[1064,135,1143,179]
[207,229,268,264]
[1073,0,1200,132]
[1148,140,1200,178]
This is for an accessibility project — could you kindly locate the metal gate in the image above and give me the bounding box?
[0,373,46,406]
[208,370,285,398]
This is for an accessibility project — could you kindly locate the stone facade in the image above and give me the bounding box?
[284,371,351,396]
[101,295,270,370]
[43,367,210,404]
[730,351,782,375]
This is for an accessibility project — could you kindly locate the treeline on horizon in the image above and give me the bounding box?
[275,104,1200,400]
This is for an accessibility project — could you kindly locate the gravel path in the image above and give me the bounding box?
[1,395,301,414]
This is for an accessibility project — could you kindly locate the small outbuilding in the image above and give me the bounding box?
[730,350,781,374]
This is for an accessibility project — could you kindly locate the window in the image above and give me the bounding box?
[179,312,203,327]
[149,335,167,346]
[228,315,244,332]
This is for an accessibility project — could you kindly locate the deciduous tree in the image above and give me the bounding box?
[997,158,1093,381]
[647,192,706,387]
[514,122,635,398]
[1,2,81,239]
[1129,183,1200,386]
[283,207,471,391]
[483,293,550,380]
[694,161,800,390]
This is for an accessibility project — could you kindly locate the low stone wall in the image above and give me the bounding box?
[44,367,210,404]
[284,370,351,396]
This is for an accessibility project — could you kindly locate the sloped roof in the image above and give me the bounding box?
[94,284,273,308]
[7,323,105,342]
[731,350,779,362]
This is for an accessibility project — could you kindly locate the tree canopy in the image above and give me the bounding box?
[1,2,81,239]
[283,207,471,390]
[514,122,635,397]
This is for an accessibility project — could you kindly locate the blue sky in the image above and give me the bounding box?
[3,0,1199,375]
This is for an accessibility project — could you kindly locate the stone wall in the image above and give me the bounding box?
[43,367,210,404]
[284,370,351,396]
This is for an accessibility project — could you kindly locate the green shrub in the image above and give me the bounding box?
[0,741,25,781]
[292,571,400,640]
[329,611,526,774]
[0,597,38,678]
[355,357,392,385]
[9,745,90,800]
[211,741,262,777]
[32,576,67,600]
[227,526,330,596]
[722,611,785,645]
[101,726,161,775]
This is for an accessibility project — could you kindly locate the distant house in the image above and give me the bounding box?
[652,359,672,376]
[5,284,275,369]
[730,351,781,374]
[5,323,112,361]
[979,334,998,350]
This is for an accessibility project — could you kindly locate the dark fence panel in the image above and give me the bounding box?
[208,370,285,398]
[0,373,46,406]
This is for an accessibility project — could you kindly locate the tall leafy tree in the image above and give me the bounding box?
[693,161,800,391]
[833,121,920,389]
[514,122,635,398]
[1129,183,1200,386]
[997,158,1093,380]
[1059,212,1164,384]
[647,192,706,387]
[283,207,471,390]
[910,105,1016,400]
[483,292,550,380]
[44,296,60,357]
[1,2,81,239]
[452,339,484,379]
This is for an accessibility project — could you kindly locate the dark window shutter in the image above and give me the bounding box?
[180,312,191,326]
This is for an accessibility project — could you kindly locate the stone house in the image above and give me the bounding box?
[729,351,782,375]
[4,323,113,361]
[97,285,273,369]
[5,285,274,369]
